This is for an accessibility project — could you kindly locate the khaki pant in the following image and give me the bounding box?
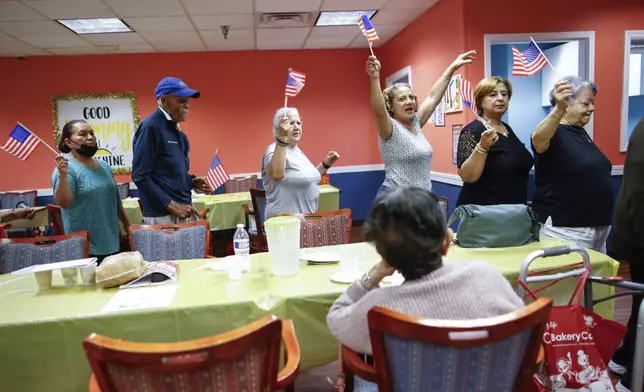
[142,213,199,225]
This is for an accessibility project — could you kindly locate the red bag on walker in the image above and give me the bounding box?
[520,269,618,391]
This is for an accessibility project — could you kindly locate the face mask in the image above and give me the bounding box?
[71,141,98,158]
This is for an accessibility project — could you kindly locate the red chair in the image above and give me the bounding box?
[277,209,352,247]
[84,315,301,392]
[341,298,552,392]
[47,204,64,235]
[242,188,268,253]
[0,232,89,274]
[225,175,258,194]
[129,220,214,260]
[0,190,37,209]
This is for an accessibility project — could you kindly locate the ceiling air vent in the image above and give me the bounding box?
[256,12,317,28]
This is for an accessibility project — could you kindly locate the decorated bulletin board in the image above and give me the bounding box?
[51,92,140,174]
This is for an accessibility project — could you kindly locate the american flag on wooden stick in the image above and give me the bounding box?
[512,41,548,76]
[285,69,306,97]
[1,123,42,161]
[357,14,379,42]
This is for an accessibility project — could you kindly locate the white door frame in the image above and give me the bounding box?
[620,30,644,151]
[484,31,596,138]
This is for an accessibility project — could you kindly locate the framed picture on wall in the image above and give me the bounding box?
[51,92,140,174]
[444,73,463,113]
[452,124,462,165]
[385,65,412,87]
[434,98,445,127]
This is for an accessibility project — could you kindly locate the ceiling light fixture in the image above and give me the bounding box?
[315,11,377,27]
[56,18,133,35]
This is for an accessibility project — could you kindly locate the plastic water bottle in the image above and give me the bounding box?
[233,224,250,271]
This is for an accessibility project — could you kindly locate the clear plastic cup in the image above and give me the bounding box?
[34,270,53,291]
[61,268,78,286]
[79,262,97,286]
[227,256,242,280]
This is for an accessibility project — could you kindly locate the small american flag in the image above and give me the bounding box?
[459,78,477,114]
[512,41,548,76]
[285,69,306,97]
[357,14,379,42]
[205,153,230,192]
[1,123,41,160]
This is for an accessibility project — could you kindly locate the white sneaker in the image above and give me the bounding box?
[609,360,627,375]
[615,381,631,392]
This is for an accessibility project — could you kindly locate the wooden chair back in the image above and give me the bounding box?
[0,232,89,274]
[225,175,258,194]
[84,316,301,392]
[437,196,448,221]
[277,209,352,247]
[343,297,552,392]
[47,204,64,235]
[129,220,211,261]
[242,188,268,253]
[0,190,37,209]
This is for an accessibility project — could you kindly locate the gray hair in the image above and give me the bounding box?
[548,75,598,108]
[272,107,300,137]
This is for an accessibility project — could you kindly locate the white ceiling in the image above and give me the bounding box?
[0,0,439,57]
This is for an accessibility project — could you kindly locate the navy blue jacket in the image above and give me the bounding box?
[132,109,192,217]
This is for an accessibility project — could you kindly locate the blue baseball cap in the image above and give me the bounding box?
[154,77,200,99]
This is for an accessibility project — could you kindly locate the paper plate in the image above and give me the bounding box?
[306,252,341,264]
[330,271,363,284]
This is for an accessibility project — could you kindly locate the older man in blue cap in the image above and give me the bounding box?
[132,77,210,224]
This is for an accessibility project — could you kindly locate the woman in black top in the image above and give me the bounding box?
[456,77,533,206]
[531,76,613,253]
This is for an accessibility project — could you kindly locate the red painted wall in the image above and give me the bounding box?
[0,49,378,190]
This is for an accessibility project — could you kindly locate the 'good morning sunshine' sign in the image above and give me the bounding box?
[51,92,140,174]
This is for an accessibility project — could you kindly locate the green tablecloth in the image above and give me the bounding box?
[0,239,619,392]
[123,185,340,229]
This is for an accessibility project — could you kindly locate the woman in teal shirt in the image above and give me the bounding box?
[52,120,129,264]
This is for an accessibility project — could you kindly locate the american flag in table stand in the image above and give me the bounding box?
[205,153,230,192]
[357,14,379,55]
[511,40,549,76]
[284,69,306,107]
[1,123,45,160]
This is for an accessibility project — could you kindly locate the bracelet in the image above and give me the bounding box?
[474,145,488,155]
[361,271,374,290]
[275,138,289,147]
[321,161,331,170]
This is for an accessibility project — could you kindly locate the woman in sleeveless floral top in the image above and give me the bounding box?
[366,51,477,197]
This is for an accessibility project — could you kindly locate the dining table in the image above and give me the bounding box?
[0,238,619,392]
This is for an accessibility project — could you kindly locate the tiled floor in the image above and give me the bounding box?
[292,226,635,391]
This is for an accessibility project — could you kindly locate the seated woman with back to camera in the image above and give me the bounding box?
[326,187,524,355]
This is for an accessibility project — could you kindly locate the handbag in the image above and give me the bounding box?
[447,204,541,248]
[519,269,622,391]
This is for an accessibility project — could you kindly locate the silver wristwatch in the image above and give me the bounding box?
[361,271,374,290]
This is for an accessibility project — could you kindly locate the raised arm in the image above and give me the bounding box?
[316,151,340,176]
[266,117,292,181]
[417,50,477,127]
[366,56,393,141]
[531,81,572,154]
[457,127,498,183]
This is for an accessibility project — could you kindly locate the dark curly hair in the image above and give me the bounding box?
[58,119,89,153]
[363,187,447,281]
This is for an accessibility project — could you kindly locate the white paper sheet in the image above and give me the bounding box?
[11,258,97,275]
[101,285,178,313]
